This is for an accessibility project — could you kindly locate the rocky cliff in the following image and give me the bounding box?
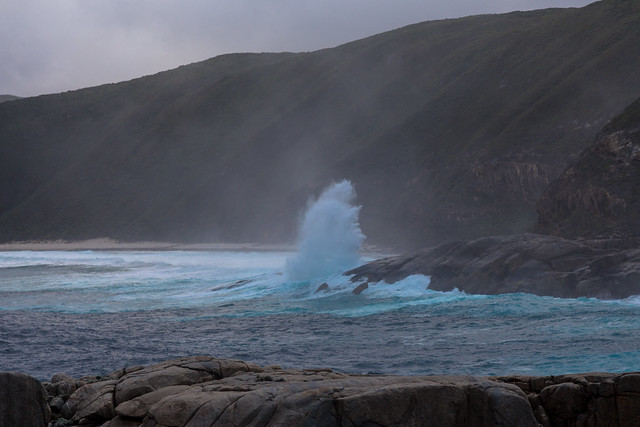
[346,94,640,298]
[4,356,640,426]
[537,97,640,239]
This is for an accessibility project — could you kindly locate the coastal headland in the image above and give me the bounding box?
[3,355,639,426]
[347,233,640,300]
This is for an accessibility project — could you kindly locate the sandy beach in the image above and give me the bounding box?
[0,239,395,257]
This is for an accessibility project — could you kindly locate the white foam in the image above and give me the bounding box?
[285,180,365,281]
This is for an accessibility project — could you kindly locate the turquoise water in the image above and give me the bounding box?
[1,250,639,380]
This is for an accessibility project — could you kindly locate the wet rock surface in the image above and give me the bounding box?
[347,233,640,299]
[21,356,640,426]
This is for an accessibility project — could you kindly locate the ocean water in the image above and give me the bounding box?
[1,249,640,381]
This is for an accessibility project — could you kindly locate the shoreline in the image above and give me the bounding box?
[5,355,638,426]
[0,238,297,252]
[0,239,395,258]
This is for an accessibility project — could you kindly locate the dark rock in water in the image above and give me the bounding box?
[42,356,640,426]
[212,279,253,292]
[347,233,640,299]
[352,282,368,294]
[0,372,51,426]
[314,282,330,293]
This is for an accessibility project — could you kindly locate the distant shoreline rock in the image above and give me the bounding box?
[3,356,639,426]
[347,233,640,299]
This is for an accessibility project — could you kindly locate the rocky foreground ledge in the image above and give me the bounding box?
[347,233,640,299]
[2,356,640,426]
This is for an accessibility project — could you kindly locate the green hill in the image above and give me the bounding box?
[1,0,640,247]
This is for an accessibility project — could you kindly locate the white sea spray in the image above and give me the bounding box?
[285,179,365,281]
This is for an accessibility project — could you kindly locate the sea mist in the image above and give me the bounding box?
[285,180,365,281]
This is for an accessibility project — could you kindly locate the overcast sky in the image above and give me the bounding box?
[1,0,594,97]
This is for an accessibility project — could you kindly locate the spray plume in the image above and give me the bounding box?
[285,180,365,281]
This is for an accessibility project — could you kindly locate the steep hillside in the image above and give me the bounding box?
[537,96,640,238]
[1,0,640,247]
[0,95,20,104]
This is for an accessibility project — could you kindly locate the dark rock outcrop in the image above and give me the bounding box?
[0,372,51,427]
[36,356,640,426]
[347,233,640,299]
[315,282,330,293]
[537,97,640,240]
[351,282,368,295]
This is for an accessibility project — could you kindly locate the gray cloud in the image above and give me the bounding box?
[0,0,593,97]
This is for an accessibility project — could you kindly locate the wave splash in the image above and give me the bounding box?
[285,180,365,281]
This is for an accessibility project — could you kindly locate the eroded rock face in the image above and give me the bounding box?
[347,233,640,299]
[537,97,640,239]
[471,159,562,206]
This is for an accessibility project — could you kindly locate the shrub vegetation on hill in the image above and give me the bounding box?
[1,0,639,247]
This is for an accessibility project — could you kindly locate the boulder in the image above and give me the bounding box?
[115,385,191,419]
[315,282,330,293]
[494,372,640,427]
[351,282,368,295]
[336,381,470,426]
[143,388,236,426]
[0,372,51,427]
[49,356,542,426]
[62,379,117,423]
[114,356,261,405]
[468,381,538,427]
[540,382,587,425]
[47,373,78,399]
[615,373,640,426]
[46,356,640,426]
